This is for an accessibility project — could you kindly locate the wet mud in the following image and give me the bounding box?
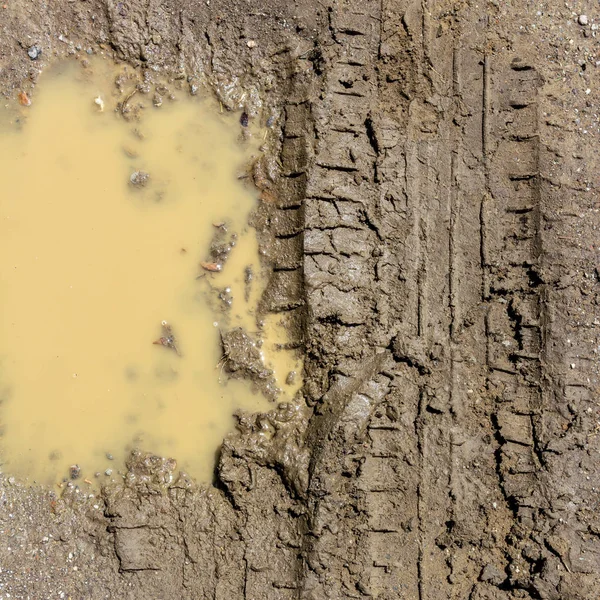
[1,0,600,599]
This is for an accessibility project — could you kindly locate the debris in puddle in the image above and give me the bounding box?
[285,371,297,386]
[246,40,257,48]
[18,91,31,106]
[208,230,238,267]
[240,111,249,127]
[83,478,93,485]
[129,170,150,187]
[199,261,223,272]
[123,145,138,158]
[153,92,163,107]
[106,453,114,460]
[94,96,104,111]
[244,265,253,301]
[153,320,181,356]
[244,266,253,283]
[218,287,233,307]
[104,469,112,476]
[266,115,275,128]
[69,464,81,480]
[27,45,41,60]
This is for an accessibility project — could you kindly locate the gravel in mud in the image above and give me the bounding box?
[1,1,600,599]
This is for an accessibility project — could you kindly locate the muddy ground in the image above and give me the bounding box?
[1,0,600,598]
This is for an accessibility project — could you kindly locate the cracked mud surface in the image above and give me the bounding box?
[1,1,600,598]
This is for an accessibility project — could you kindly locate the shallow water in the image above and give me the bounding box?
[0,59,301,485]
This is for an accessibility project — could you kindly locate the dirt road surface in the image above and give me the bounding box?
[1,0,599,598]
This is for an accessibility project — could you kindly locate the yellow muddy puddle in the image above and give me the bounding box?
[0,59,302,485]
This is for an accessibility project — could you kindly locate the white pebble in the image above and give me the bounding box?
[578,14,589,26]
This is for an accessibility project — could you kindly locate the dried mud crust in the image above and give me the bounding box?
[1,1,600,599]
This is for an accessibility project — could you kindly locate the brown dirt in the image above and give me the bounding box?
[1,0,600,598]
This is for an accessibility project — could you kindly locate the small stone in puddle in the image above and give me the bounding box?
[106,453,114,460]
[129,170,150,187]
[69,464,81,480]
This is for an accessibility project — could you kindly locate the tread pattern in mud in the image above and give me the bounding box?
[485,58,543,515]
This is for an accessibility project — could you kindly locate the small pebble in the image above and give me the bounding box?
[18,91,31,107]
[105,468,113,476]
[106,452,114,460]
[240,112,249,127]
[578,14,589,26]
[130,170,150,187]
[247,40,257,48]
[27,45,41,60]
[69,464,81,480]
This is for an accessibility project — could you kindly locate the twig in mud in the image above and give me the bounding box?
[121,88,138,116]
